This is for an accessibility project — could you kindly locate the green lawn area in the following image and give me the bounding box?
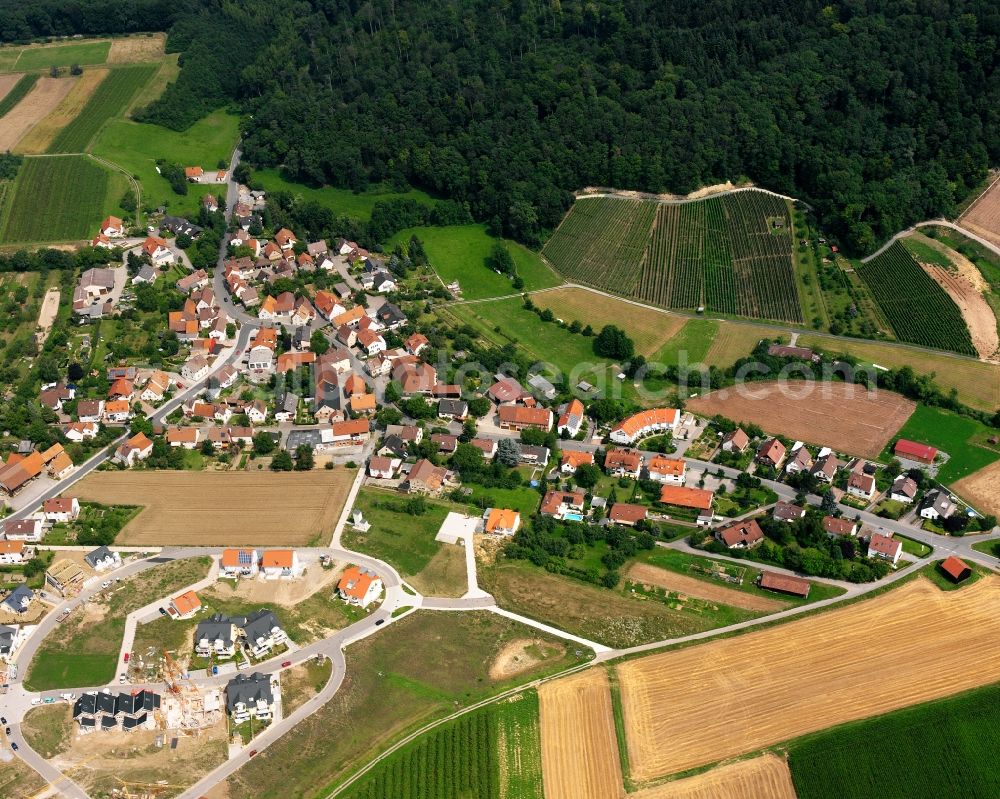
[341,489,468,596]
[223,611,586,799]
[972,539,1000,559]
[447,297,637,401]
[25,557,212,690]
[917,558,986,591]
[91,110,240,218]
[253,169,435,219]
[789,681,1000,799]
[390,224,562,299]
[9,41,111,72]
[894,534,932,558]
[461,483,542,516]
[882,404,1000,484]
[652,318,719,366]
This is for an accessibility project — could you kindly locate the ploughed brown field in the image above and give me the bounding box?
[617,578,1000,781]
[687,380,914,458]
[538,669,623,799]
[71,469,356,545]
[631,754,797,799]
[959,175,1000,249]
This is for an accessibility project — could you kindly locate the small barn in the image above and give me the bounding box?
[938,556,972,584]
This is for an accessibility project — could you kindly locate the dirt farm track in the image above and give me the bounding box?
[71,469,356,546]
[617,577,1000,781]
[686,380,915,459]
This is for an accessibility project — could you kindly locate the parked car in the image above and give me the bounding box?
[30,699,41,706]
[43,697,55,704]
[11,742,17,751]
[4,727,10,735]
[0,716,6,724]
[281,661,291,668]
[211,666,219,676]
[119,674,128,684]
[375,619,385,626]
[248,749,258,758]
[158,607,167,616]
[123,653,130,663]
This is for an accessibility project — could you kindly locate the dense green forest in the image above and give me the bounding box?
[8,0,1000,254]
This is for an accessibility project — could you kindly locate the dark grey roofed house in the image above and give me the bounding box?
[380,434,408,458]
[0,624,15,656]
[772,501,805,522]
[1,585,33,614]
[96,692,117,715]
[226,672,274,713]
[84,546,114,569]
[73,694,97,718]
[279,393,299,416]
[519,444,550,464]
[293,326,310,350]
[79,716,96,728]
[438,399,468,419]
[122,713,146,730]
[376,303,406,328]
[241,609,283,644]
[134,264,157,284]
[195,614,241,648]
[527,373,557,400]
[161,215,203,238]
[101,715,117,729]
[333,282,351,299]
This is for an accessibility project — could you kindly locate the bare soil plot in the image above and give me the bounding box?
[72,469,357,546]
[532,286,686,357]
[959,176,1000,249]
[54,714,227,797]
[107,33,166,63]
[209,561,344,606]
[687,380,915,458]
[489,638,566,680]
[0,75,76,151]
[0,73,23,104]
[618,577,1000,781]
[626,563,786,613]
[35,286,60,344]
[953,459,1000,517]
[539,669,623,799]
[632,754,796,799]
[921,263,998,359]
[15,67,107,153]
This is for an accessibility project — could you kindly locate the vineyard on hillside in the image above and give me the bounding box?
[856,241,975,355]
[542,190,802,323]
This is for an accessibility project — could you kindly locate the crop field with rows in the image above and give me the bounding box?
[342,692,542,799]
[542,191,802,322]
[541,197,656,295]
[856,241,975,355]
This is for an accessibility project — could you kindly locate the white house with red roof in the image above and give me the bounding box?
[142,236,175,266]
[867,532,902,565]
[337,565,383,608]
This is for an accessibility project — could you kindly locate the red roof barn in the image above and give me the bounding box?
[938,556,972,583]
[893,439,938,464]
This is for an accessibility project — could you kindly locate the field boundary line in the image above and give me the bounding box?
[575,184,813,210]
[89,153,141,227]
[956,171,1000,221]
[863,220,1000,264]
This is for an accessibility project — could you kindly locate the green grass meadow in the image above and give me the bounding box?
[789,681,1000,799]
[91,109,240,217]
[47,63,157,153]
[0,155,124,244]
[6,41,111,72]
[253,168,435,218]
[652,318,719,366]
[390,224,562,299]
[884,404,1000,484]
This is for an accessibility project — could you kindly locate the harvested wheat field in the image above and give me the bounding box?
[626,563,786,613]
[959,176,1000,249]
[107,33,166,63]
[953,460,1000,517]
[15,68,107,153]
[632,755,796,799]
[687,380,914,458]
[617,577,1000,781]
[0,76,76,151]
[72,469,357,545]
[539,669,623,799]
[533,286,685,357]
